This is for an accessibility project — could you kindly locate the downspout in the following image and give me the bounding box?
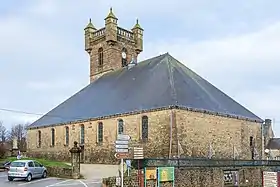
[169,109,173,158]
[177,130,180,158]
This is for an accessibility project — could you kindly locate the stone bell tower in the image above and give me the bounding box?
[84,8,144,83]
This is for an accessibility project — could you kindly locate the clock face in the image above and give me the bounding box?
[122,52,127,59]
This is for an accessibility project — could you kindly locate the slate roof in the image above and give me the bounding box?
[29,53,262,128]
[266,138,280,150]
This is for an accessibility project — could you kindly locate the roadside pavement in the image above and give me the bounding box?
[80,164,118,180]
[0,172,102,187]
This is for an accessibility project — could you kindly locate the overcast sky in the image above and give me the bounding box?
[0,1,280,135]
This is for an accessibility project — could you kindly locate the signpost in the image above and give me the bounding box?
[133,147,144,186]
[133,147,144,159]
[115,134,131,187]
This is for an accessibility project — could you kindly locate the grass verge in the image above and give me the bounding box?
[0,157,71,168]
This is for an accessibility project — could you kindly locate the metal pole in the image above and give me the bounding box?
[121,158,124,187]
[138,160,140,185]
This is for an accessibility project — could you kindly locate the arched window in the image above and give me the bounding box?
[38,131,41,148]
[98,47,103,67]
[51,128,55,147]
[80,124,85,144]
[98,122,103,143]
[118,119,124,134]
[65,127,69,145]
[142,116,148,141]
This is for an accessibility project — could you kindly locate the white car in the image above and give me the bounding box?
[7,160,47,182]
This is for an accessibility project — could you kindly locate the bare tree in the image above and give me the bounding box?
[0,121,7,142]
[8,123,29,151]
[0,143,6,158]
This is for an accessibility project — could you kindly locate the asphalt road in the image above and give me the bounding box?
[0,172,102,187]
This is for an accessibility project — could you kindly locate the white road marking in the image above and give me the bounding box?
[46,183,81,186]
[47,180,101,186]
[45,179,73,187]
[79,180,88,187]
[82,178,102,181]
[18,178,54,186]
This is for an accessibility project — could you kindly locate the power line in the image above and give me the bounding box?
[0,108,45,116]
[0,107,87,122]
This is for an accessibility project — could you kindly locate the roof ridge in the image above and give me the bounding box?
[166,55,262,121]
[163,55,178,105]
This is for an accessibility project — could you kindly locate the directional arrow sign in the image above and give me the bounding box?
[115,152,129,159]
[116,148,129,153]
[117,134,131,141]
[115,144,129,149]
[115,140,129,145]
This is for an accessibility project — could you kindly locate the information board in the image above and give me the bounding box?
[263,171,278,187]
[158,167,175,182]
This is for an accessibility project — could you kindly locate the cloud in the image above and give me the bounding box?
[0,1,280,136]
[142,21,280,133]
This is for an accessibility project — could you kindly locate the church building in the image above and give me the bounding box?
[26,8,267,163]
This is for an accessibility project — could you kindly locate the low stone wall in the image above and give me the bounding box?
[102,167,269,187]
[103,174,140,187]
[46,166,72,179]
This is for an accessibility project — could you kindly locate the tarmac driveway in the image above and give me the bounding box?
[0,172,102,187]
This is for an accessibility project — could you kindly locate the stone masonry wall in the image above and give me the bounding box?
[46,166,72,179]
[27,110,171,163]
[176,110,262,159]
[89,30,138,82]
[27,109,262,163]
[102,167,265,187]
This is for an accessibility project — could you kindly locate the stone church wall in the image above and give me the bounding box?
[176,110,262,160]
[26,109,262,163]
[27,110,172,163]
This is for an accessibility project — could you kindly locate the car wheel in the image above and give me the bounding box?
[8,177,14,181]
[26,174,32,182]
[42,171,47,178]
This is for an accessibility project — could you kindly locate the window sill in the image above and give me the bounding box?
[140,139,148,143]
[96,142,103,146]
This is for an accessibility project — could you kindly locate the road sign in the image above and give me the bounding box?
[116,148,129,153]
[115,134,131,187]
[116,176,121,186]
[126,160,131,167]
[115,153,129,159]
[133,147,144,159]
[116,144,129,149]
[115,140,129,145]
[117,134,131,141]
[115,134,130,155]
